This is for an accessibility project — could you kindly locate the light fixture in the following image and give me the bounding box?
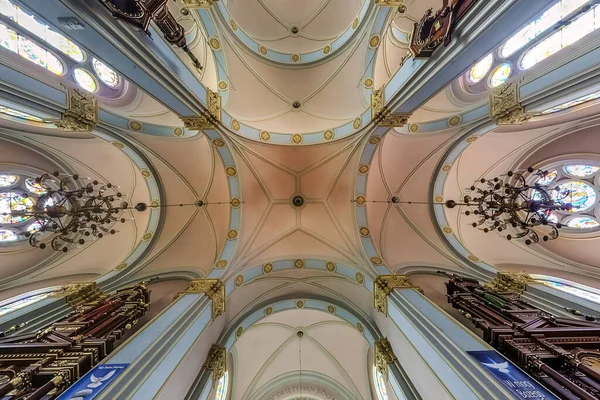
[3,171,236,252]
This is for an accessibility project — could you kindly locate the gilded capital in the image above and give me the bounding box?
[371,88,409,128]
[49,282,102,305]
[374,275,422,315]
[485,272,535,294]
[53,88,98,132]
[204,344,226,387]
[183,279,225,320]
[375,338,397,376]
[181,0,218,8]
[181,90,222,130]
[489,82,531,125]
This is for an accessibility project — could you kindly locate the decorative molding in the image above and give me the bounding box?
[489,82,531,125]
[53,89,98,132]
[374,338,397,376]
[375,0,405,7]
[182,279,225,319]
[182,0,217,8]
[409,3,454,58]
[49,282,102,306]
[203,344,226,387]
[181,90,222,130]
[374,275,422,315]
[371,88,409,127]
[486,272,535,294]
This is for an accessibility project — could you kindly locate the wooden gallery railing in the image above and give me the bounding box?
[0,282,150,399]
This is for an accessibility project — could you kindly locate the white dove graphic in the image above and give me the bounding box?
[483,361,510,373]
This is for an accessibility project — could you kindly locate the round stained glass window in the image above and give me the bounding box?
[92,58,120,88]
[563,165,600,178]
[469,53,493,83]
[73,68,97,93]
[0,175,17,187]
[537,170,558,186]
[566,217,600,229]
[553,181,597,212]
[489,63,512,87]
[0,229,18,242]
[25,178,46,195]
[0,192,34,223]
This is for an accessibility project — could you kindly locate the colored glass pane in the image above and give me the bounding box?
[566,216,600,228]
[542,91,600,114]
[215,372,227,400]
[0,23,17,52]
[24,178,46,195]
[374,367,388,400]
[0,175,17,187]
[489,63,511,87]
[74,68,97,92]
[0,192,34,223]
[501,0,588,57]
[0,105,43,122]
[544,281,600,303]
[0,292,51,316]
[553,181,597,211]
[537,170,558,185]
[469,53,493,83]
[564,165,600,177]
[522,6,600,69]
[27,220,41,232]
[92,58,120,88]
[0,229,17,242]
[537,210,559,224]
[0,0,83,61]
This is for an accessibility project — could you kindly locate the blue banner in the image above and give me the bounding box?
[57,363,129,400]
[467,350,557,399]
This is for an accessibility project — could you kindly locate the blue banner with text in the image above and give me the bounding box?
[57,363,129,400]
[467,350,557,399]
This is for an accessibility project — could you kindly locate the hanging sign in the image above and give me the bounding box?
[57,363,129,400]
[467,351,557,399]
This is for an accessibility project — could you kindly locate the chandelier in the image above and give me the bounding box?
[445,167,574,245]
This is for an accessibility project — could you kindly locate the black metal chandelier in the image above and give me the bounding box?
[445,167,574,245]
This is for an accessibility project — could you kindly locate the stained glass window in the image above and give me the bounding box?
[0,105,43,122]
[215,372,227,400]
[566,216,600,228]
[0,0,83,62]
[522,5,600,70]
[92,58,120,88]
[543,280,600,303]
[469,54,493,83]
[74,68,97,93]
[564,165,600,177]
[0,229,17,242]
[373,367,388,400]
[489,63,512,87]
[25,178,46,195]
[537,170,558,186]
[0,192,34,224]
[537,210,559,224]
[501,0,588,58]
[0,175,17,187]
[27,220,41,232]
[0,292,53,316]
[553,181,597,211]
[541,91,600,114]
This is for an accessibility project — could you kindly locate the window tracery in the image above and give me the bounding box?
[373,366,388,400]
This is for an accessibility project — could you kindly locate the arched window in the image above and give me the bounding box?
[215,371,228,400]
[540,90,600,114]
[0,287,58,317]
[530,162,600,230]
[0,173,48,243]
[373,367,388,400]
[532,275,600,303]
[0,105,43,122]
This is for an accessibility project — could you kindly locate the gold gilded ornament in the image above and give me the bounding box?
[356,272,364,284]
[296,300,304,308]
[215,260,228,268]
[260,131,270,141]
[323,130,334,140]
[374,275,422,315]
[294,259,304,269]
[292,134,302,144]
[183,279,225,319]
[263,263,273,273]
[53,88,99,132]
[326,262,336,272]
[226,167,237,176]
[213,139,225,147]
[203,344,226,387]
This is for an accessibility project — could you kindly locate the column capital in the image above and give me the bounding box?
[485,271,535,294]
[371,88,410,127]
[181,90,222,130]
[203,344,226,387]
[53,88,98,132]
[181,0,218,8]
[374,275,422,315]
[182,279,225,320]
[49,281,102,305]
[374,338,397,376]
[489,82,531,125]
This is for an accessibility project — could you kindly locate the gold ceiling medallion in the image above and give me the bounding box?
[212,139,225,147]
[291,54,300,62]
[115,262,127,270]
[291,134,303,144]
[53,88,98,132]
[323,130,334,140]
[490,82,531,125]
[150,200,159,207]
[355,272,364,284]
[112,142,124,148]
[434,195,443,203]
[409,123,419,133]
[357,322,364,333]
[227,230,238,239]
[442,226,452,234]
[467,254,479,262]
[263,263,273,273]
[142,232,153,240]
[225,167,237,176]
[327,305,335,313]
[353,117,362,129]
[323,45,331,54]
[265,306,273,315]
[374,338,397,377]
[442,164,452,172]
[368,136,381,145]
[129,121,142,131]
[235,275,243,287]
[181,0,218,8]
[203,344,226,388]
[364,78,373,88]
[141,169,151,178]
[183,279,225,320]
[371,88,409,127]
[466,136,478,143]
[218,81,228,90]
[260,131,270,141]
[294,259,305,269]
[236,326,243,337]
[259,46,268,55]
[369,35,380,48]
[370,256,382,265]
[296,300,305,308]
[355,195,366,206]
[374,275,422,315]
[231,119,240,131]
[326,262,336,272]
[209,37,221,50]
[360,227,370,237]
[215,260,228,268]
[174,127,184,136]
[352,18,359,29]
[230,198,241,208]
[230,19,237,30]
[448,115,462,126]
[485,272,535,294]
[359,164,369,174]
[181,90,222,130]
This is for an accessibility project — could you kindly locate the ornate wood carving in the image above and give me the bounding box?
[53,89,98,132]
[371,88,410,128]
[489,82,531,125]
[203,344,226,387]
[374,338,397,376]
[49,281,103,305]
[182,279,225,320]
[0,282,150,399]
[446,274,600,399]
[374,275,422,315]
